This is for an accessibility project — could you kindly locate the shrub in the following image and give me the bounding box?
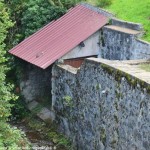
[96,0,112,8]
[0,1,30,148]
[21,0,66,38]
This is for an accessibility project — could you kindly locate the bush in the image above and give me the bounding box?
[21,0,66,38]
[96,0,112,8]
[0,122,30,149]
[0,1,30,148]
[21,0,84,38]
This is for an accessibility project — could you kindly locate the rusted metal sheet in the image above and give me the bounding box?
[9,5,108,69]
[64,56,97,68]
[64,58,84,68]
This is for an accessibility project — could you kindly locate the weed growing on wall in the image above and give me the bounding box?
[63,95,73,107]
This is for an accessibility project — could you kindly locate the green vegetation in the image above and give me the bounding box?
[7,0,82,43]
[100,127,106,146]
[26,115,72,149]
[1,0,150,148]
[47,131,71,149]
[0,1,30,148]
[21,0,66,38]
[95,0,112,7]
[139,63,150,72]
[63,95,73,107]
[0,0,82,148]
[88,0,112,7]
[105,0,150,41]
[88,0,150,42]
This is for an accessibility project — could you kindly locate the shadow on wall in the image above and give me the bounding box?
[18,59,52,107]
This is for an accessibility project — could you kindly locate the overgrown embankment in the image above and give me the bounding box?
[11,113,72,150]
[0,1,30,149]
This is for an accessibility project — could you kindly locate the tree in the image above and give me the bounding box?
[4,0,29,47]
[0,1,29,148]
[21,0,66,38]
[17,0,84,38]
[6,0,84,44]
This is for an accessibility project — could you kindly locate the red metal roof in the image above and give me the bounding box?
[9,4,108,69]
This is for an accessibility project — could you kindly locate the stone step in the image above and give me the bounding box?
[104,25,142,35]
[27,101,55,124]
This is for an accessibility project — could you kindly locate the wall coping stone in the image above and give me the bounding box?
[103,25,142,36]
[57,58,150,89]
[87,58,150,85]
[111,18,144,31]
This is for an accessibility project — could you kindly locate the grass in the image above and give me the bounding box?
[87,0,150,42]
[25,114,72,150]
[105,0,150,42]
[139,63,150,72]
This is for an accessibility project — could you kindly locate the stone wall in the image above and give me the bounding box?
[20,63,52,104]
[52,58,150,150]
[111,18,143,31]
[101,26,150,60]
[133,39,150,59]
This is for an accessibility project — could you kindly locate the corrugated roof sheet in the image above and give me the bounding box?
[9,4,108,69]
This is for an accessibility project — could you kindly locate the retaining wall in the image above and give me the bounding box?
[52,58,150,150]
[101,26,150,60]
